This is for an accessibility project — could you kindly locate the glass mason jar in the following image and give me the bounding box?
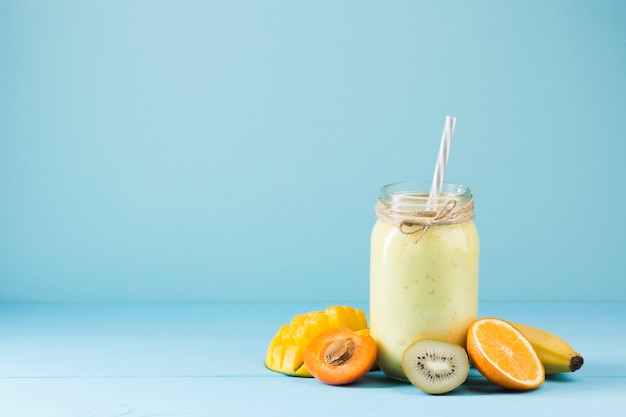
[370,180,479,381]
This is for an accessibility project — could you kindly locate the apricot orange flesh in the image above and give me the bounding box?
[304,327,377,385]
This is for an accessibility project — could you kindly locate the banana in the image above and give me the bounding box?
[511,321,584,374]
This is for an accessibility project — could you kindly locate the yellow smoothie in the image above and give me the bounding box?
[369,182,479,381]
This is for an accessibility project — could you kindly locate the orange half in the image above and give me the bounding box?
[467,318,545,390]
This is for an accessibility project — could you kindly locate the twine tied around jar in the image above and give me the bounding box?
[375,198,474,243]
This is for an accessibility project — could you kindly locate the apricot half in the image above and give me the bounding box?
[304,326,377,385]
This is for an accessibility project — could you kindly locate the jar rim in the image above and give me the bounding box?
[379,180,472,204]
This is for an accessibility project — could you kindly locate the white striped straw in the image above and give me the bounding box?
[429,116,456,199]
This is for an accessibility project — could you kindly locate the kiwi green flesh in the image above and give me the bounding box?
[402,338,470,394]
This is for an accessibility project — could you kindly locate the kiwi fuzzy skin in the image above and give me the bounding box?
[401,338,470,395]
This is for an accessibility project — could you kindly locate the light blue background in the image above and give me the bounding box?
[1,0,625,303]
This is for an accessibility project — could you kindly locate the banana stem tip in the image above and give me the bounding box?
[570,356,584,372]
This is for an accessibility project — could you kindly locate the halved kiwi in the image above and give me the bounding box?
[401,338,469,394]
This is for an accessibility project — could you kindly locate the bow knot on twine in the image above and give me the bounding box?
[375,199,474,243]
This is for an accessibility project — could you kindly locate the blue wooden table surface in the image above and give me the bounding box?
[1,302,624,416]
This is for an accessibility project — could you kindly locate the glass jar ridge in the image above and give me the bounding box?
[376,180,474,221]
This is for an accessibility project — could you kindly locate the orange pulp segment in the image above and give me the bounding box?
[467,318,545,390]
